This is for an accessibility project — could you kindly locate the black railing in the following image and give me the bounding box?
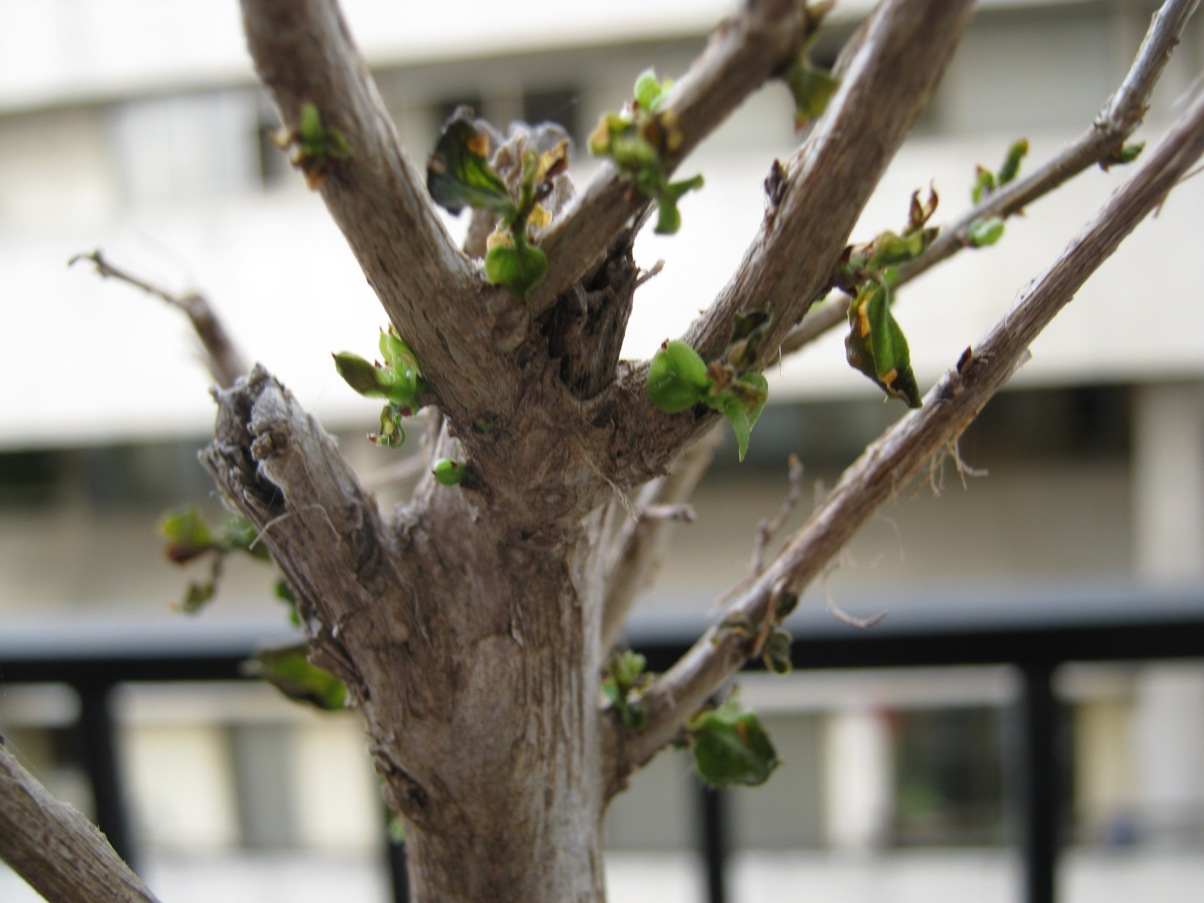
[2,582,1203,903]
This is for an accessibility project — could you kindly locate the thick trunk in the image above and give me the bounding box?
[381,497,611,902]
[202,368,614,901]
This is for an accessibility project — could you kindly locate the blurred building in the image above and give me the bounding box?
[1,1,1202,901]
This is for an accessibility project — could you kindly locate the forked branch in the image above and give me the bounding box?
[623,88,1204,775]
[780,0,1201,355]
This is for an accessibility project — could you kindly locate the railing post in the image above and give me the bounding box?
[695,781,731,903]
[74,680,139,871]
[385,833,414,903]
[1013,660,1061,903]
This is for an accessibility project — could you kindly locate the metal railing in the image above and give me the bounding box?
[2,582,1203,903]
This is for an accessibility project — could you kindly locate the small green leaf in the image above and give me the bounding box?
[689,699,780,788]
[369,404,407,448]
[717,393,753,462]
[426,112,514,217]
[763,629,793,676]
[968,216,1005,248]
[647,340,712,412]
[247,644,347,711]
[159,506,216,563]
[784,62,841,129]
[845,281,922,408]
[333,351,418,410]
[432,458,467,487]
[971,165,995,204]
[634,69,662,111]
[602,650,650,732]
[998,138,1029,186]
[484,240,548,299]
[275,580,301,626]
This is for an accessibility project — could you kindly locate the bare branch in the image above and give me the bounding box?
[601,428,721,649]
[201,366,417,698]
[0,745,161,903]
[779,0,1200,356]
[600,0,975,488]
[239,0,492,420]
[70,250,247,388]
[750,453,805,576]
[623,89,1204,774]
[686,0,975,360]
[511,0,815,333]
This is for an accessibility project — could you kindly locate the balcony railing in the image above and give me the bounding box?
[2,582,1203,903]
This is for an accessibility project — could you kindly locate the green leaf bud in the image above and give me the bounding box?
[647,340,711,413]
[432,458,467,487]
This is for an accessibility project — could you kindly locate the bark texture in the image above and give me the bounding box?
[4,1,1200,901]
[0,745,161,903]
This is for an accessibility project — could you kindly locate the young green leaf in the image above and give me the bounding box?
[647,340,712,413]
[484,239,548,299]
[426,112,515,217]
[246,644,348,711]
[689,699,780,788]
[997,138,1029,187]
[432,458,467,487]
[784,61,841,129]
[845,281,922,408]
[159,506,216,564]
[968,216,1006,248]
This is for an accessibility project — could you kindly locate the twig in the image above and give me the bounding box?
[70,250,247,388]
[622,89,1204,777]
[0,745,162,903]
[778,0,1200,356]
[601,427,721,649]
[750,453,805,576]
[517,0,816,327]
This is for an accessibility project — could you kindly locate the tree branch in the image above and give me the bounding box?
[200,365,418,698]
[509,0,814,335]
[779,0,1200,356]
[599,0,975,488]
[622,87,1204,775]
[240,0,493,421]
[0,745,161,903]
[69,250,248,389]
[601,427,721,650]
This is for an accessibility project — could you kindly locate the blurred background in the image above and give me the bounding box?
[1,0,1202,900]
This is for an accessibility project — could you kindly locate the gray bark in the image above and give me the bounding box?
[1,1,1199,901]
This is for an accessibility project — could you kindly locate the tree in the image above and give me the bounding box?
[2,0,1202,900]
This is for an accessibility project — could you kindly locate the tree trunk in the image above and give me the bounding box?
[386,499,611,902]
[203,367,615,901]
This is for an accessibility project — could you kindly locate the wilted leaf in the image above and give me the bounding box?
[689,699,780,788]
[845,281,922,408]
[426,113,514,217]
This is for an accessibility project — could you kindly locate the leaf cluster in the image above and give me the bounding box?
[967,138,1029,248]
[158,506,271,612]
[588,70,705,235]
[602,650,652,731]
[426,110,568,298]
[646,309,773,461]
